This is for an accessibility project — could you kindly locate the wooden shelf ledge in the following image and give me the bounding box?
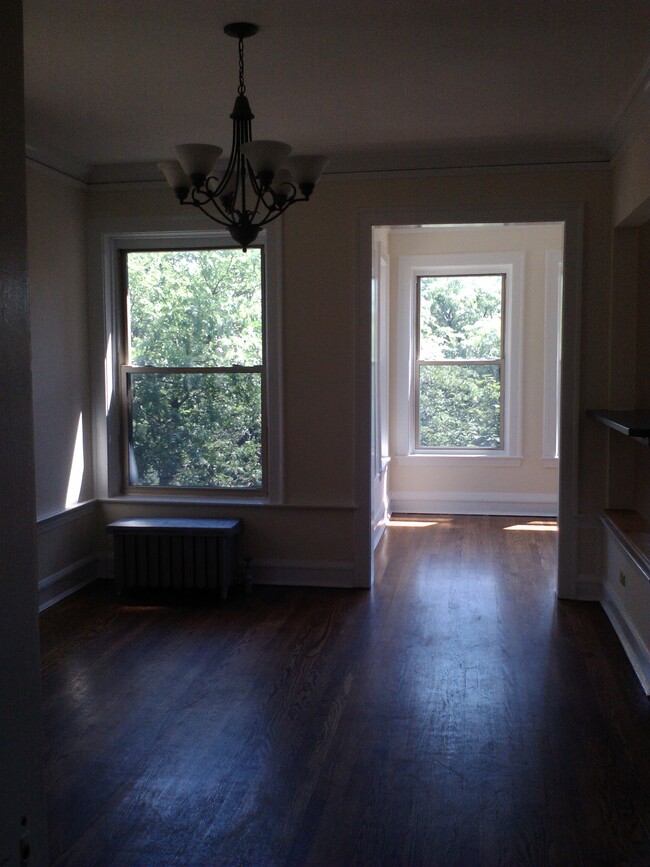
[602,509,650,582]
[587,409,650,440]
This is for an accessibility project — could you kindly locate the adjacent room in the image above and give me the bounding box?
[371,221,563,534]
[4,2,650,864]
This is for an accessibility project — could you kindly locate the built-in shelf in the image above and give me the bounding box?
[587,409,650,440]
[602,509,650,583]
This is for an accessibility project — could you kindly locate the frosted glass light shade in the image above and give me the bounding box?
[241,140,292,181]
[157,160,191,200]
[174,143,223,186]
[270,168,294,204]
[270,168,293,191]
[285,155,329,188]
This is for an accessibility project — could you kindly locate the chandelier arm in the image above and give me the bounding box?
[188,187,217,207]
[255,207,288,228]
[205,196,246,226]
[245,174,274,224]
[247,174,302,223]
[180,199,233,228]
[188,187,244,227]
[208,121,243,201]
[254,195,311,228]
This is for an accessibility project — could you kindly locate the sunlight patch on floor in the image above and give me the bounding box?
[386,518,439,528]
[504,520,558,532]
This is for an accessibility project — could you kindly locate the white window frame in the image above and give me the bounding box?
[543,250,563,465]
[95,221,283,504]
[395,252,524,467]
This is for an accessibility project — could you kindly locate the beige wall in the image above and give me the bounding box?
[613,126,650,227]
[27,166,93,519]
[85,165,610,589]
[386,224,563,512]
[26,166,100,601]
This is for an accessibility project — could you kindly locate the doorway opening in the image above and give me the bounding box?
[356,206,583,599]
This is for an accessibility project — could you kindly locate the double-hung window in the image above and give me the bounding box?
[396,252,524,463]
[121,244,267,491]
[416,273,505,449]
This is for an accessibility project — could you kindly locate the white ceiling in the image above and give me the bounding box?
[21,0,650,181]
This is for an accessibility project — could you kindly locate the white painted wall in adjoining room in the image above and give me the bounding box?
[387,223,563,516]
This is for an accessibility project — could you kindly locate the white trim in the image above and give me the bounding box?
[25,156,88,190]
[99,496,356,511]
[602,586,650,696]
[543,250,563,460]
[389,491,558,517]
[38,555,98,612]
[36,498,97,531]
[395,251,524,461]
[25,143,89,185]
[252,559,356,588]
[89,218,284,504]
[394,454,523,467]
[372,498,389,550]
[80,147,610,189]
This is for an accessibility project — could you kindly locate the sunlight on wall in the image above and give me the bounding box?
[105,332,113,415]
[65,412,85,507]
[504,520,558,532]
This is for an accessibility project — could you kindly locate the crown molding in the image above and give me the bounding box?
[323,142,609,175]
[25,140,612,193]
[25,143,89,186]
[86,161,165,186]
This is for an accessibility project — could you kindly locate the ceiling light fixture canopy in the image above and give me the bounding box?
[158,22,328,250]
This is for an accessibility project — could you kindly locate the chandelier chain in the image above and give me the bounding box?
[238,38,246,95]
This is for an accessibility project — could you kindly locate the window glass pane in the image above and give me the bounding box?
[127,248,262,367]
[419,363,502,448]
[129,372,262,488]
[419,275,502,361]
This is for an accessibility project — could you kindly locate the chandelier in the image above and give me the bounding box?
[158,22,328,250]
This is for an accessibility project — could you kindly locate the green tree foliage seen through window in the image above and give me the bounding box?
[125,248,264,488]
[417,274,503,449]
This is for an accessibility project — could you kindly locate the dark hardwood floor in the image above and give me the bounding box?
[40,516,650,866]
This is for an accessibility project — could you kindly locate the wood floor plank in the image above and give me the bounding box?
[40,516,650,866]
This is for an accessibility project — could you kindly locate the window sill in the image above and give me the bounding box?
[103,493,271,507]
[395,454,523,468]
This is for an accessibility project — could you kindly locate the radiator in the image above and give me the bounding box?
[107,518,243,599]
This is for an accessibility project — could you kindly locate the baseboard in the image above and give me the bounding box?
[601,586,650,696]
[372,501,388,550]
[253,559,358,588]
[36,499,97,532]
[38,555,99,611]
[389,491,558,517]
